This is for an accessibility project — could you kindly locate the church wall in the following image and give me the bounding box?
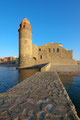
[19,18,77,68]
[32,44,38,60]
[38,43,73,60]
[33,43,75,65]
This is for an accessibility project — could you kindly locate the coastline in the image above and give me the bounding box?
[0,63,18,67]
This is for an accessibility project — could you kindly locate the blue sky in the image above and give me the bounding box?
[0,0,80,60]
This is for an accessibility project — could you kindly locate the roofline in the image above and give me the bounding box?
[38,42,63,47]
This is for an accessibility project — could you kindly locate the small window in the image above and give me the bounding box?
[49,48,51,52]
[23,25,25,28]
[40,55,42,59]
[39,48,41,51]
[33,57,36,61]
[53,48,55,52]
[57,48,59,52]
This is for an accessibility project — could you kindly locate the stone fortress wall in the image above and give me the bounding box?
[19,18,77,68]
[37,43,76,65]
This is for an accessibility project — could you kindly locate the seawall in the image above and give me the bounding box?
[0,72,79,120]
[49,65,80,72]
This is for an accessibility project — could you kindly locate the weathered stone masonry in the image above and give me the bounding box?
[18,18,77,68]
[0,72,79,119]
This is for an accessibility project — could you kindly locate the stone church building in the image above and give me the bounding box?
[18,18,76,68]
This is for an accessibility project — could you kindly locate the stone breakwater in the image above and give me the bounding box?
[0,72,79,120]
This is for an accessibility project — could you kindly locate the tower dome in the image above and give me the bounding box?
[19,18,32,31]
[22,18,30,24]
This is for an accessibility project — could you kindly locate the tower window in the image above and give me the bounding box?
[40,55,42,59]
[23,25,25,28]
[39,48,41,51]
[49,48,51,52]
[53,48,55,52]
[57,48,59,52]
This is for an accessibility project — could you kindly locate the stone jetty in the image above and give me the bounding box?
[49,65,80,72]
[0,72,79,120]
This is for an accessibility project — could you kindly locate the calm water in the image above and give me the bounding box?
[0,67,39,93]
[0,67,80,117]
[59,75,80,117]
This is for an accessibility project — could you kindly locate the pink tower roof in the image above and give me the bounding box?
[22,18,30,24]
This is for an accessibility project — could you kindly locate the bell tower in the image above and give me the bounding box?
[18,18,33,67]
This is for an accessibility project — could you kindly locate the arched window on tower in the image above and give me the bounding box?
[23,25,25,28]
[57,48,59,53]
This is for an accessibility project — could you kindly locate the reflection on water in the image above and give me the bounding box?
[59,75,80,118]
[0,67,80,118]
[0,67,39,93]
[19,68,40,81]
[59,75,74,84]
[0,67,20,93]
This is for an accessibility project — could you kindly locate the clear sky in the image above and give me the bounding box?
[0,0,80,60]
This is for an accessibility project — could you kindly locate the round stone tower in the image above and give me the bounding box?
[18,18,33,67]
